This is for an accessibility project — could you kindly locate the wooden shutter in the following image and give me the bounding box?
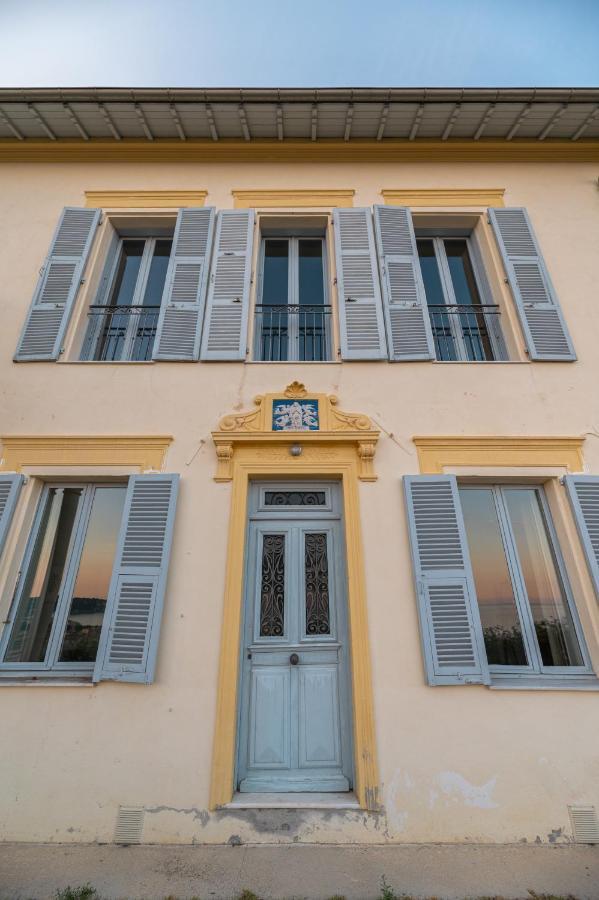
[15,207,101,361]
[565,475,599,600]
[373,205,435,361]
[93,474,179,684]
[403,475,489,685]
[0,474,24,557]
[153,207,216,361]
[333,208,387,360]
[488,207,575,361]
[200,209,255,360]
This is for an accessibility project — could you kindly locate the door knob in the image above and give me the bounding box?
[289,653,299,666]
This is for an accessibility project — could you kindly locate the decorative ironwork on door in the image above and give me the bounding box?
[259,534,285,636]
[305,532,331,635]
[264,490,326,507]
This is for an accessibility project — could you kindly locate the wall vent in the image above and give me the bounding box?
[569,805,599,843]
[114,806,145,844]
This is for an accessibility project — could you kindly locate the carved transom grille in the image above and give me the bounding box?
[264,490,326,507]
[305,532,331,635]
[259,534,285,636]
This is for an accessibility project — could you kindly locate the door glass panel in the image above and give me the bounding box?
[305,532,331,636]
[260,240,289,361]
[259,534,285,637]
[417,239,457,361]
[58,486,127,663]
[444,239,494,361]
[460,487,528,665]
[504,489,583,667]
[3,488,83,663]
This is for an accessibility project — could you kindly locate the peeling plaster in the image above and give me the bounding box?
[435,772,499,809]
[145,805,210,826]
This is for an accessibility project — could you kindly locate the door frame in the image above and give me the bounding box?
[209,397,380,810]
[235,481,354,793]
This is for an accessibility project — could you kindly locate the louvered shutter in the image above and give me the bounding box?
[565,475,599,600]
[200,209,255,360]
[488,207,575,361]
[15,207,101,361]
[333,208,387,360]
[93,474,179,684]
[0,475,24,557]
[403,475,489,686]
[152,207,216,361]
[373,205,435,361]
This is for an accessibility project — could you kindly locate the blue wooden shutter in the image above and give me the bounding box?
[15,207,101,361]
[373,205,435,361]
[488,207,575,361]
[200,209,255,360]
[565,475,599,600]
[403,475,489,685]
[153,207,216,361]
[333,208,387,360]
[0,475,24,557]
[93,474,179,684]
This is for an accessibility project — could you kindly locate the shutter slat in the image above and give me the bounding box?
[488,207,575,361]
[93,474,179,684]
[333,208,387,360]
[374,206,435,361]
[15,207,100,361]
[200,209,254,360]
[153,207,216,361]
[403,475,489,685]
[565,475,599,600]
[0,475,24,558]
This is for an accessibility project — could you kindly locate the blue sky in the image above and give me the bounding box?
[0,0,598,87]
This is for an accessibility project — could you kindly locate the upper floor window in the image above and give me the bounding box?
[254,235,332,361]
[81,235,173,362]
[417,235,502,362]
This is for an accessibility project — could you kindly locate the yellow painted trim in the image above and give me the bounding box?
[233,189,354,208]
[84,190,207,208]
[209,385,380,811]
[1,140,598,164]
[382,188,505,207]
[414,436,584,475]
[0,435,172,472]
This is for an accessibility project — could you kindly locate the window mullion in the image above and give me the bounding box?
[495,486,543,674]
[44,485,95,669]
[436,238,469,361]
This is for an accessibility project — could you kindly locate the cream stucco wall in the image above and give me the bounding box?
[1,155,599,844]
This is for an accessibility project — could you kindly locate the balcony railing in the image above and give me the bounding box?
[82,305,160,362]
[427,303,500,362]
[254,304,332,361]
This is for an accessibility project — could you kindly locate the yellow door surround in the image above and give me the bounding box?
[210,382,380,810]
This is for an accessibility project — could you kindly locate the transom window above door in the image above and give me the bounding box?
[254,235,332,362]
[81,235,173,362]
[416,236,505,362]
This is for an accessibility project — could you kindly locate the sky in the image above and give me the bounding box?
[0,0,598,88]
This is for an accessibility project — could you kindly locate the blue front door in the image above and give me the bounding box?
[237,483,353,793]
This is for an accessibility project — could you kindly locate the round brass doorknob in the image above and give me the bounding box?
[289,653,299,666]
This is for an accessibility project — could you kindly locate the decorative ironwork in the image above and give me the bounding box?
[305,532,330,635]
[255,304,332,361]
[259,534,285,637]
[82,304,160,362]
[264,491,326,507]
[427,303,499,362]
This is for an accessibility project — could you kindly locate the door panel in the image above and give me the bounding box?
[237,483,353,793]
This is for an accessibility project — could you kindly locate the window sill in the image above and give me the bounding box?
[223,792,360,810]
[60,360,155,365]
[489,675,599,691]
[0,674,93,686]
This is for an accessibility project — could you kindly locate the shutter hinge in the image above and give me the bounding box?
[559,475,566,486]
[59,347,65,355]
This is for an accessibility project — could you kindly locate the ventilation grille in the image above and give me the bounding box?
[114,806,145,844]
[569,805,599,843]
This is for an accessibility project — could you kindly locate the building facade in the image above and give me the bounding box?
[1,87,599,845]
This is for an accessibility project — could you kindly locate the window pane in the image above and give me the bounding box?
[131,239,172,361]
[109,240,144,307]
[58,486,126,663]
[3,488,82,663]
[460,487,528,666]
[504,489,583,667]
[262,240,289,306]
[417,239,457,361]
[298,240,324,306]
[298,239,327,361]
[141,240,172,307]
[444,239,494,362]
[259,240,289,360]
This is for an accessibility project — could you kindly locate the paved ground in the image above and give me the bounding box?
[1,842,599,900]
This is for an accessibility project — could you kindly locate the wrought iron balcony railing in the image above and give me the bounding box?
[427,303,500,362]
[82,305,160,362]
[254,304,332,362]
